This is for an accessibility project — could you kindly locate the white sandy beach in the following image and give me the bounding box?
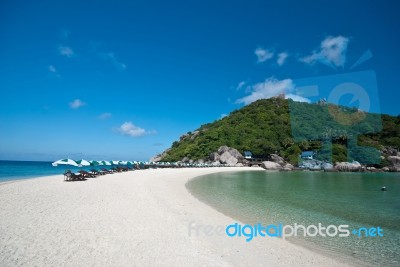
[0,167,356,266]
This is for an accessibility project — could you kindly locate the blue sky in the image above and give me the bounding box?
[0,0,399,161]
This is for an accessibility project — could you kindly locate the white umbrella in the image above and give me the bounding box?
[52,159,79,167]
[101,160,111,166]
[75,159,91,167]
[90,160,102,166]
[111,160,120,165]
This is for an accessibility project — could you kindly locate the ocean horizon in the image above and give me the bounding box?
[0,160,110,182]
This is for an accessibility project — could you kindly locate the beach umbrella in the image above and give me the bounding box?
[90,160,102,166]
[52,158,79,167]
[101,160,111,166]
[75,159,91,167]
[119,161,128,165]
[111,160,120,165]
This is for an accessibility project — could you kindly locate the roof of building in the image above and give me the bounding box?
[301,151,314,157]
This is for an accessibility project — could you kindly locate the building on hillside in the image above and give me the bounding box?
[300,151,314,160]
[244,151,253,159]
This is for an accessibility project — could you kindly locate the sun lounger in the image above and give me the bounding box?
[64,170,83,181]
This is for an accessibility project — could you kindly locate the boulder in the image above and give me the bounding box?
[261,161,282,170]
[235,163,244,167]
[211,161,220,166]
[270,154,284,165]
[213,146,244,164]
[387,156,400,171]
[335,161,362,171]
[209,152,220,161]
[283,163,294,170]
[321,162,334,170]
[217,146,230,154]
[219,151,238,165]
[195,159,205,164]
[181,156,190,163]
[382,146,398,156]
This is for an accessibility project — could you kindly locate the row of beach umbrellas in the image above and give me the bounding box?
[51,159,141,168]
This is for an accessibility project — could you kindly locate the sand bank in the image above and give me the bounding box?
[0,167,355,266]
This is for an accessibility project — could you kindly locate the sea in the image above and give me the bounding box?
[186,170,400,267]
[0,160,101,182]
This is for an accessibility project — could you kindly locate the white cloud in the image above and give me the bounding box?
[300,36,349,68]
[277,52,289,66]
[59,46,74,57]
[48,65,61,78]
[236,81,246,90]
[236,77,310,105]
[69,99,86,109]
[254,47,274,63]
[117,122,156,137]
[98,112,112,120]
[48,65,57,73]
[100,52,127,70]
[285,94,311,103]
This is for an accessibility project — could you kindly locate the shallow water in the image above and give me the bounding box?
[186,170,400,266]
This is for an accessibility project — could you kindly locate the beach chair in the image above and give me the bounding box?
[64,171,82,181]
[79,170,96,178]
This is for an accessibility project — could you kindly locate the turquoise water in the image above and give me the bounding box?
[186,171,400,266]
[0,160,106,182]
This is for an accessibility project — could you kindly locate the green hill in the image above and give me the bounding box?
[160,98,400,166]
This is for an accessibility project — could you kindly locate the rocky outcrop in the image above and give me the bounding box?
[150,149,171,162]
[270,154,284,165]
[381,146,399,156]
[207,146,245,165]
[335,161,362,172]
[261,161,282,170]
[209,152,220,162]
[387,156,400,171]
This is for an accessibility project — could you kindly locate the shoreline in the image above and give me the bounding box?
[0,167,358,266]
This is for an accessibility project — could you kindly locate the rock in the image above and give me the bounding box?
[217,146,230,154]
[211,161,220,166]
[196,159,205,164]
[180,133,189,141]
[300,159,322,169]
[387,156,400,171]
[190,131,200,140]
[219,151,238,165]
[261,161,282,170]
[335,161,362,172]
[382,146,399,156]
[283,163,294,170]
[209,152,220,161]
[270,154,284,165]
[213,146,244,165]
[235,163,244,167]
[150,148,170,162]
[382,167,390,172]
[321,162,334,170]
[181,156,190,163]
